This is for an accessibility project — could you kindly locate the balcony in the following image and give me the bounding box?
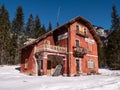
[36,44,67,54]
[76,29,88,37]
[73,46,87,58]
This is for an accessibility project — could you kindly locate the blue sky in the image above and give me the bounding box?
[0,0,120,30]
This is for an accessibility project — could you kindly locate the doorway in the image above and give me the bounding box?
[76,59,80,75]
[47,55,64,76]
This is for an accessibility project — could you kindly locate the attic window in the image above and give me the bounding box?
[76,26,88,37]
[84,28,87,35]
[76,25,80,31]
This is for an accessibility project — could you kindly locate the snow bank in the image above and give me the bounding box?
[0,65,120,90]
[99,68,120,76]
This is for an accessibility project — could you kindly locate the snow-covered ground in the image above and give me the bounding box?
[0,65,120,90]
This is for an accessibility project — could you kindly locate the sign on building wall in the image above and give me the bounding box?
[58,32,68,40]
[85,38,94,44]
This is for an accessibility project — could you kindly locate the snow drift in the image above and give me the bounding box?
[0,65,120,90]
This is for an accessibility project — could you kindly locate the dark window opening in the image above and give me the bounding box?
[76,40,79,48]
[76,25,79,31]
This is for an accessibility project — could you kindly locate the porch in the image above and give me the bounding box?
[35,43,67,76]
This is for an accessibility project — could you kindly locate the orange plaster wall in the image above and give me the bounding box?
[69,23,77,76]
[82,56,98,73]
[21,45,36,75]
[69,22,99,75]
[37,35,55,46]
[21,21,99,76]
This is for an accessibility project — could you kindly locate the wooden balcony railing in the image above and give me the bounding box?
[73,46,87,58]
[36,44,67,53]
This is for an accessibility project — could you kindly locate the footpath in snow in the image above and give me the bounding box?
[0,65,120,90]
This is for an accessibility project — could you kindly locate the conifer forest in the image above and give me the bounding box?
[0,4,120,70]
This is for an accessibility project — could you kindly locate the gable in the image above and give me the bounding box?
[22,16,101,50]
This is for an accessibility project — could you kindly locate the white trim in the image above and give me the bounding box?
[75,57,80,59]
[34,46,36,54]
[63,74,67,76]
[43,57,47,59]
[80,58,82,73]
[68,52,73,54]
[85,38,95,44]
[33,55,38,76]
[46,52,66,57]
[58,32,68,40]
[86,54,98,57]
[33,46,38,76]
[63,59,67,60]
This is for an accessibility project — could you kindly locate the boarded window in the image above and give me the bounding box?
[87,60,95,68]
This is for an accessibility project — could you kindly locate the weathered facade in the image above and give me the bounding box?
[20,16,101,76]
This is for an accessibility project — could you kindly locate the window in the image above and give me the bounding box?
[76,40,79,48]
[76,25,79,31]
[84,28,87,35]
[76,59,80,74]
[87,60,95,68]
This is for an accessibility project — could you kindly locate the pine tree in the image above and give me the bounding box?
[111,4,120,31]
[98,45,106,68]
[12,6,24,35]
[105,4,120,69]
[11,6,25,64]
[34,15,47,38]
[47,22,52,32]
[33,15,41,38]
[26,14,35,38]
[0,5,11,64]
[41,24,46,34]
[8,34,18,64]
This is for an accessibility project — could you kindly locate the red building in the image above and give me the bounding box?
[20,16,101,76]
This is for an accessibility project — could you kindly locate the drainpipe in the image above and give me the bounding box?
[67,26,71,76]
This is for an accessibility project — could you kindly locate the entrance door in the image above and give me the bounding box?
[47,60,52,75]
[37,60,43,76]
[76,59,80,75]
[47,55,63,76]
